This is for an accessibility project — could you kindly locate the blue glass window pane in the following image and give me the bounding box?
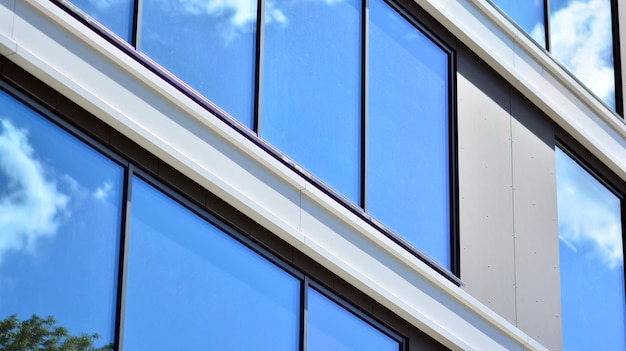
[367,0,450,267]
[124,177,300,351]
[69,0,134,42]
[140,0,257,128]
[490,0,545,46]
[0,90,123,348]
[556,147,625,350]
[550,0,616,108]
[261,0,362,203]
[307,287,399,351]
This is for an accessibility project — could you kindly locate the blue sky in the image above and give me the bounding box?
[70,0,452,268]
[0,90,122,347]
[492,0,615,108]
[556,147,625,350]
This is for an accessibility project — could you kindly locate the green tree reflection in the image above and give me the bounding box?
[0,315,113,351]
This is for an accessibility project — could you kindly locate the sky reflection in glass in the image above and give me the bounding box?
[262,0,362,203]
[140,0,257,127]
[549,0,615,109]
[368,0,450,267]
[556,147,625,351]
[307,287,399,351]
[124,177,300,351]
[0,90,123,348]
[490,0,545,46]
[69,0,134,42]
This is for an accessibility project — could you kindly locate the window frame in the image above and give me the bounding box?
[555,128,626,349]
[0,66,451,349]
[50,0,461,282]
[488,0,624,116]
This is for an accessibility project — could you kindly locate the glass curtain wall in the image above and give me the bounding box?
[491,0,618,110]
[367,0,450,266]
[261,0,362,203]
[0,90,123,349]
[0,86,404,349]
[63,0,454,271]
[555,147,625,350]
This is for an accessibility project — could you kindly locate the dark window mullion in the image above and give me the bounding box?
[361,0,369,210]
[543,0,550,51]
[301,277,310,351]
[114,164,135,351]
[254,0,265,134]
[131,0,143,50]
[610,0,624,116]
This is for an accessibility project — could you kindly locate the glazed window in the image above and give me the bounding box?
[555,146,625,350]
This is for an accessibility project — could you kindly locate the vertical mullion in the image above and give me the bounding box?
[449,51,460,278]
[300,277,310,351]
[114,164,135,351]
[254,0,265,134]
[361,0,369,210]
[131,0,143,50]
[610,0,623,116]
[543,0,551,51]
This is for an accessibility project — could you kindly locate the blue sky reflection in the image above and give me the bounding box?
[0,90,123,348]
[547,0,615,108]
[556,147,625,350]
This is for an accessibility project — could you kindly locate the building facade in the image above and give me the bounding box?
[0,0,624,350]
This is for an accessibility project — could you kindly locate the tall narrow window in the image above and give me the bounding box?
[261,0,362,203]
[0,90,123,349]
[556,147,625,350]
[140,0,258,127]
[367,0,451,267]
[124,177,301,350]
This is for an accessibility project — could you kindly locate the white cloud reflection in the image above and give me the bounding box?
[0,119,69,263]
[556,149,623,269]
[170,0,287,41]
[94,181,113,201]
[157,0,348,41]
[533,0,615,106]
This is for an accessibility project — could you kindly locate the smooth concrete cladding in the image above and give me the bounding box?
[0,0,625,350]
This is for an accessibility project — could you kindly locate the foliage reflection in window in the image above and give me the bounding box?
[0,90,124,349]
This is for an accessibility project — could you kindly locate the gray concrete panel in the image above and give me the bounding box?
[510,91,562,351]
[457,47,516,324]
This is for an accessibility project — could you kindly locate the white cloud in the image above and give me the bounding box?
[94,181,113,201]
[0,119,69,263]
[557,150,623,269]
[170,0,287,41]
[533,0,615,106]
[160,0,347,42]
[86,0,124,11]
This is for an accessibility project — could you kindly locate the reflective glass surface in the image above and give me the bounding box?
[556,147,625,350]
[140,0,257,127]
[307,287,399,351]
[261,0,362,203]
[550,0,616,109]
[367,0,450,267]
[69,0,134,42]
[490,0,545,46]
[0,90,123,348]
[124,177,300,351]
